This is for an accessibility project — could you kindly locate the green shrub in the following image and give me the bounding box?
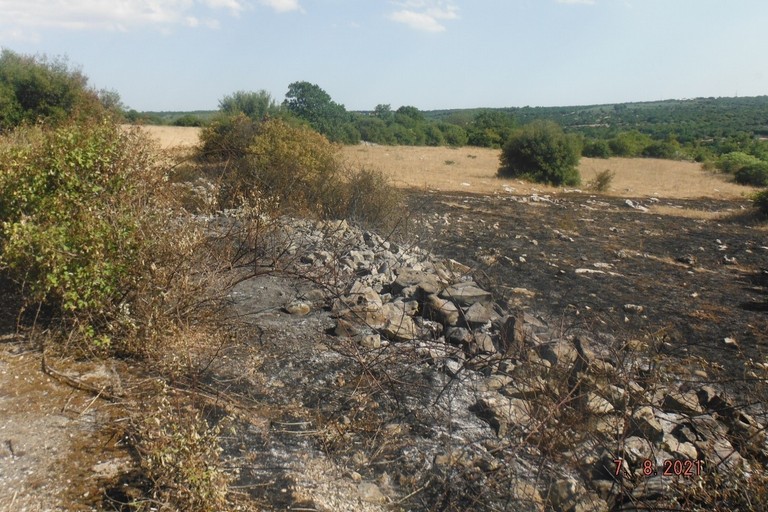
[343,167,402,231]
[134,394,231,511]
[173,114,204,127]
[438,122,469,147]
[716,151,763,174]
[499,120,581,186]
[220,117,402,228]
[0,49,103,131]
[642,139,681,159]
[754,189,768,215]
[0,120,158,347]
[0,118,238,355]
[0,120,153,319]
[734,161,768,186]
[198,113,259,161]
[582,139,612,158]
[219,89,278,121]
[608,131,653,157]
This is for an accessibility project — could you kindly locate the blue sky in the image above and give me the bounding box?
[1,0,766,112]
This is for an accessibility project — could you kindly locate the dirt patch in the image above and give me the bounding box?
[0,343,132,511]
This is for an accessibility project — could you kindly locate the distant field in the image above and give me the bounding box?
[136,125,755,201]
[127,124,202,148]
[343,144,754,200]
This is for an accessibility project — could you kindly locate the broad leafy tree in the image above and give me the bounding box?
[283,81,352,143]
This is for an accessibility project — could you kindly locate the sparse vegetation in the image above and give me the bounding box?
[588,168,615,192]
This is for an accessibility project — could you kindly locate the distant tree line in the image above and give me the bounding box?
[3,46,764,182]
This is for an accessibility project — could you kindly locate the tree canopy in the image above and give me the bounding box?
[0,49,104,130]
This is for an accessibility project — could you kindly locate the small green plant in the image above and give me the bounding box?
[134,394,231,511]
[444,159,456,165]
[588,169,615,192]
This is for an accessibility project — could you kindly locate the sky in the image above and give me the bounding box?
[1,0,767,112]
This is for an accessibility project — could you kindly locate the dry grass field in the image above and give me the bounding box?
[344,144,755,200]
[136,125,756,201]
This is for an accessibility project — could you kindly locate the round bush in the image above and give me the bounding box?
[734,162,768,187]
[499,120,581,186]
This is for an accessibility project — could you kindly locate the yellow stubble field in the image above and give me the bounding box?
[136,125,755,202]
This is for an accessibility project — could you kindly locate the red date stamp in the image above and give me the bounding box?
[613,458,704,478]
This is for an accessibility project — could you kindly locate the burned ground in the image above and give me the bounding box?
[407,191,768,383]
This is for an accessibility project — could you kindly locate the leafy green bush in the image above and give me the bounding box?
[716,151,764,174]
[219,117,402,228]
[219,89,279,121]
[0,120,155,328]
[173,114,204,127]
[642,139,681,159]
[0,49,103,131]
[438,122,469,147]
[582,139,612,158]
[499,120,581,186]
[734,161,768,186]
[608,131,653,157]
[199,113,259,161]
[0,118,238,354]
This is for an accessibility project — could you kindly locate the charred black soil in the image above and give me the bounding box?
[407,190,768,391]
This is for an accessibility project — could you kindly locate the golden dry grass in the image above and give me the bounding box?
[125,125,202,149]
[344,144,756,200]
[134,125,758,204]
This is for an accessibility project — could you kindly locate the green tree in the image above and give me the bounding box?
[608,131,654,157]
[355,115,396,144]
[373,104,394,122]
[0,49,102,130]
[467,110,516,148]
[582,139,612,158]
[438,122,469,147]
[499,120,581,186]
[282,81,352,142]
[219,89,278,121]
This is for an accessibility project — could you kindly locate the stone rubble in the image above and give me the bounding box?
[249,216,767,511]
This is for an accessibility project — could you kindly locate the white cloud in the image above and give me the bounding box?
[0,0,247,38]
[258,0,303,13]
[390,10,445,32]
[556,0,596,4]
[389,1,459,32]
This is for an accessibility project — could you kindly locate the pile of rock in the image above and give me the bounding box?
[275,217,767,511]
